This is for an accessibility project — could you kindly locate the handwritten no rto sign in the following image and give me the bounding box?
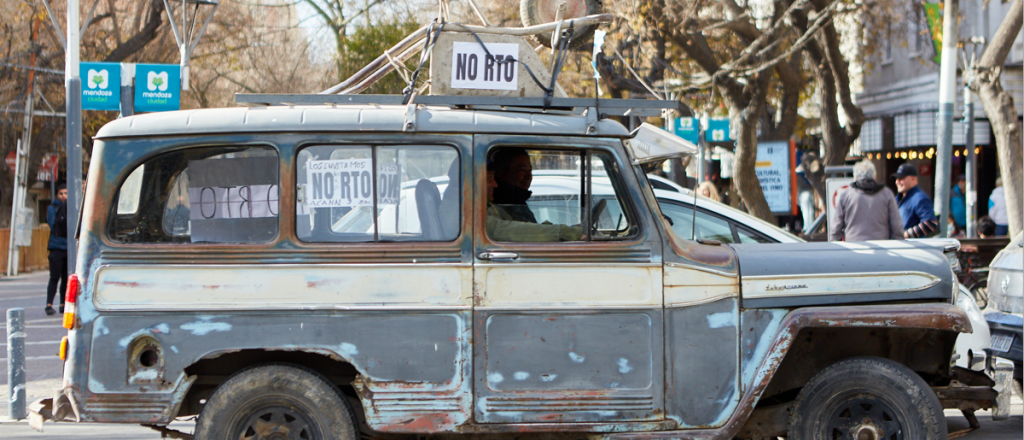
[451,42,519,91]
[306,159,401,208]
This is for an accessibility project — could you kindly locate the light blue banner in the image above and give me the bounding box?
[134,64,180,112]
[80,62,121,111]
[671,117,699,144]
[706,118,731,142]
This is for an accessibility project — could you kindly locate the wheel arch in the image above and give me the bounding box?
[730,303,968,439]
[178,348,363,418]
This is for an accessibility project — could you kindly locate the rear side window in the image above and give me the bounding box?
[108,145,279,244]
[295,145,460,242]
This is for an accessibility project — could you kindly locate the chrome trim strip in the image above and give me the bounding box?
[474,262,660,268]
[665,293,738,308]
[475,305,659,311]
[95,305,474,312]
[664,262,738,278]
[742,271,942,299]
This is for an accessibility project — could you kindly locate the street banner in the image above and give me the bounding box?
[134,64,180,112]
[305,159,401,208]
[80,62,121,111]
[450,41,519,91]
[756,140,798,215]
[706,118,731,142]
[923,2,943,65]
[671,117,699,144]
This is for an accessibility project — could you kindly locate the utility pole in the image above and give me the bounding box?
[964,70,977,238]
[6,19,40,277]
[935,0,959,237]
[67,0,83,275]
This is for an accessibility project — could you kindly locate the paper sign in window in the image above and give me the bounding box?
[305,159,401,208]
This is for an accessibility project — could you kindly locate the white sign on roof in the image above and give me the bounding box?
[450,41,519,91]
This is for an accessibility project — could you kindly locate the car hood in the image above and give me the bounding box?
[731,240,955,308]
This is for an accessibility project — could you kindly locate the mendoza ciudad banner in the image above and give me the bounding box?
[80,62,120,111]
[134,64,180,112]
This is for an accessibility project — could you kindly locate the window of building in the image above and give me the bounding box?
[485,147,638,243]
[108,145,280,244]
[296,144,460,242]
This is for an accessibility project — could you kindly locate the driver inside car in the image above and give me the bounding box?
[487,159,582,242]
[490,147,539,223]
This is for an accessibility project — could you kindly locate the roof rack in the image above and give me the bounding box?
[234,94,682,118]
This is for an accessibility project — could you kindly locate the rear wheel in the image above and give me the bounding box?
[195,364,357,440]
[788,357,947,440]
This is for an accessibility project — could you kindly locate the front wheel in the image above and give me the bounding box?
[195,364,358,440]
[788,357,947,440]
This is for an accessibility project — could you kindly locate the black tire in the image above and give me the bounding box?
[520,0,601,49]
[195,364,358,440]
[788,357,947,440]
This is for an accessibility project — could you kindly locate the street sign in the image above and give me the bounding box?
[706,118,730,142]
[826,177,855,241]
[134,64,180,112]
[37,153,59,182]
[671,117,699,144]
[80,62,121,111]
[756,140,797,215]
[5,151,15,170]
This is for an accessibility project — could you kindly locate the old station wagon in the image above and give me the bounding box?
[30,94,1015,440]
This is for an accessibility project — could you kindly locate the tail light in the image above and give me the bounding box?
[63,274,79,329]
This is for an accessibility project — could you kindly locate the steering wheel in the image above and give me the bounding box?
[590,198,607,232]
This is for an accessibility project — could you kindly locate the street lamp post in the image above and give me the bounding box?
[162,0,220,91]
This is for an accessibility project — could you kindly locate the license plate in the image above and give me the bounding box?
[990,333,1014,353]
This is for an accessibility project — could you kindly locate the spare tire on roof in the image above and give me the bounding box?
[520,0,602,49]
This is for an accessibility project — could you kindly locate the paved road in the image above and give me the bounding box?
[2,270,1021,438]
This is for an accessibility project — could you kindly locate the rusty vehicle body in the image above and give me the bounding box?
[37,101,1010,439]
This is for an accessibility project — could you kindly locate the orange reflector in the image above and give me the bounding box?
[62,304,75,330]
[59,336,69,360]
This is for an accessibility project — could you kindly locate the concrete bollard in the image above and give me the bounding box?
[7,308,26,420]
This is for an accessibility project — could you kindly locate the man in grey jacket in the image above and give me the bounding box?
[830,160,904,241]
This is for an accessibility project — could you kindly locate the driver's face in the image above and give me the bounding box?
[497,155,533,190]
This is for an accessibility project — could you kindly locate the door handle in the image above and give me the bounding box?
[477,251,520,260]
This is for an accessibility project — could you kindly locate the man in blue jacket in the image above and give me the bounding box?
[45,184,68,315]
[892,164,939,238]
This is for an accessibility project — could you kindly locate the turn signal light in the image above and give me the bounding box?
[59,336,68,360]
[63,274,79,330]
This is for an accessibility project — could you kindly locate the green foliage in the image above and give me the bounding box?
[340,19,421,94]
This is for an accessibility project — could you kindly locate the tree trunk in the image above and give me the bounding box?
[970,0,1022,237]
[728,71,776,223]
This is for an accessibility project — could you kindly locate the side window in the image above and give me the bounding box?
[486,147,638,243]
[107,146,280,244]
[296,144,460,242]
[659,202,735,243]
[736,226,772,244]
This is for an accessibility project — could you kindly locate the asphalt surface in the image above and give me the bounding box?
[2,270,1022,439]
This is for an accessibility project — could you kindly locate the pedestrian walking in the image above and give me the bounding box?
[830,160,903,241]
[989,177,1009,236]
[892,164,939,238]
[45,183,69,315]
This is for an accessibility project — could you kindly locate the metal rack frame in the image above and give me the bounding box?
[234,94,683,118]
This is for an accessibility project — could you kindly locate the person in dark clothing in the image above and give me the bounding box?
[45,184,69,315]
[891,164,939,238]
[490,147,538,223]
